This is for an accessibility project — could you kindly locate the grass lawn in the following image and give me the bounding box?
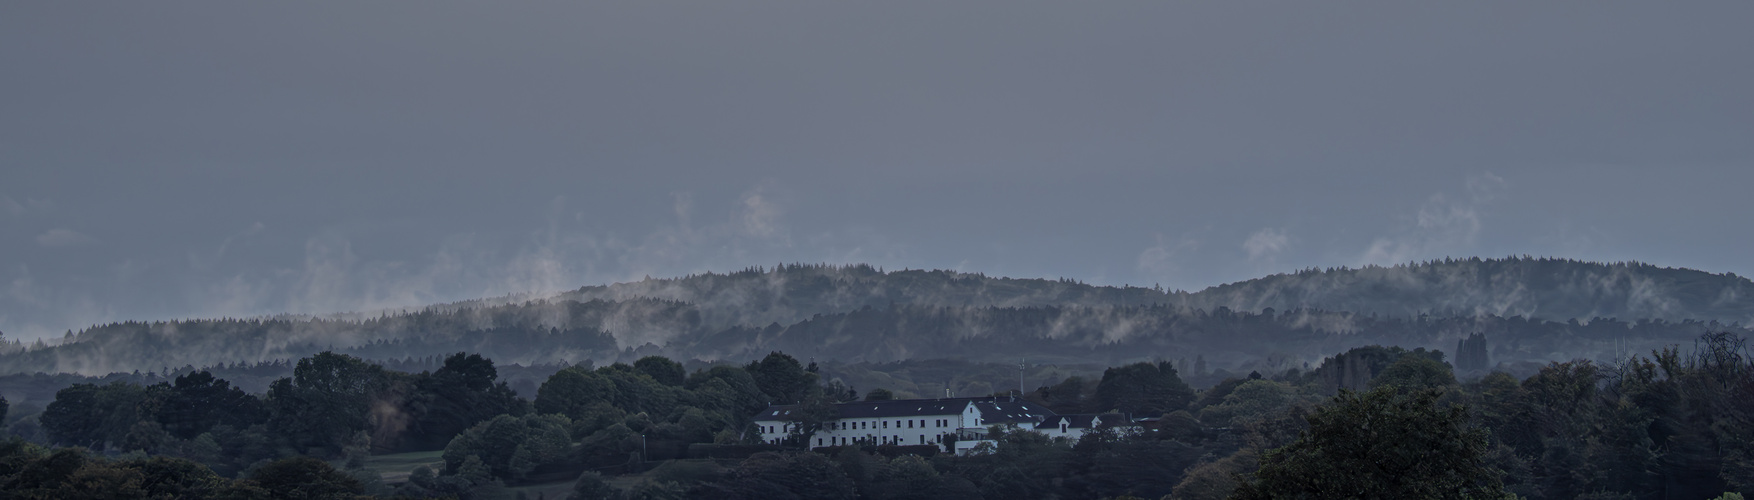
[504,479,580,499]
[362,450,447,484]
[359,454,724,497]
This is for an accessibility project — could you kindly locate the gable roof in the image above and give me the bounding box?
[835,399,973,419]
[972,400,1053,425]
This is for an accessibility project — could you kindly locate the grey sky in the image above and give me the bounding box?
[3,2,1751,341]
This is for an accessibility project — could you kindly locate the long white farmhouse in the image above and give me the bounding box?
[753,397,1113,454]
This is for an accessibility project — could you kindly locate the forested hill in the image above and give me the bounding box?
[1,259,1749,376]
[1185,257,1754,325]
[506,259,1754,326]
[551,264,1177,330]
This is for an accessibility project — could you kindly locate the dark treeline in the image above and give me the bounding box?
[2,333,1750,499]
[0,349,842,498]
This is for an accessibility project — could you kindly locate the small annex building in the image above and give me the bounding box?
[1036,414,1112,441]
[753,396,1058,454]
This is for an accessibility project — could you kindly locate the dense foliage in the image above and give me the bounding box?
[0,441,365,500]
[1233,387,1508,500]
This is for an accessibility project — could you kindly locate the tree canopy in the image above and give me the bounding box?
[1232,387,1509,500]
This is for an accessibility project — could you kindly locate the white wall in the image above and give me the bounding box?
[754,408,969,450]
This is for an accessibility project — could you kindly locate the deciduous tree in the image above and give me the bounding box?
[1231,387,1508,500]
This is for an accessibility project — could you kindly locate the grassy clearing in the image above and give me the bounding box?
[363,450,446,484]
[503,479,578,499]
[358,454,726,497]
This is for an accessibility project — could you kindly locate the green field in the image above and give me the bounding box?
[361,450,446,484]
[363,450,584,498]
[360,453,738,498]
[503,479,579,499]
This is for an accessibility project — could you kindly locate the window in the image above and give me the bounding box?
[882,421,888,429]
[907,420,913,428]
[817,438,822,446]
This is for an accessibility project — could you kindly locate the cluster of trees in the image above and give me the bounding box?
[0,441,371,500]
[1027,360,1196,417]
[1456,332,1492,372]
[1160,334,1754,499]
[391,351,854,497]
[31,352,522,479]
[1465,332,1754,499]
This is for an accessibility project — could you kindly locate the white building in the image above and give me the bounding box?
[753,397,1059,454]
[1036,414,1108,441]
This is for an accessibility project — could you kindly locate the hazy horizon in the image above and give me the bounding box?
[5,2,1751,341]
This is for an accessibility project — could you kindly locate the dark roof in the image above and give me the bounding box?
[835,399,973,419]
[972,400,1053,425]
[754,397,1055,422]
[756,406,803,420]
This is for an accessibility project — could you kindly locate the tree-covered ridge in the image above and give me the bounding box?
[4,258,1751,377]
[554,263,1179,328]
[2,301,1744,378]
[1191,256,1754,326]
[551,258,1754,326]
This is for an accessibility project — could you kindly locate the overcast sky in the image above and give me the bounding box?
[2,2,1750,341]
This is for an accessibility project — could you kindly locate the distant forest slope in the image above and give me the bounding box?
[0,302,1738,377]
[551,263,1175,330]
[0,259,1748,376]
[517,258,1754,327]
[1186,257,1754,326]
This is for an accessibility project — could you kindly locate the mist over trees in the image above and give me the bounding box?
[3,259,1748,380]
